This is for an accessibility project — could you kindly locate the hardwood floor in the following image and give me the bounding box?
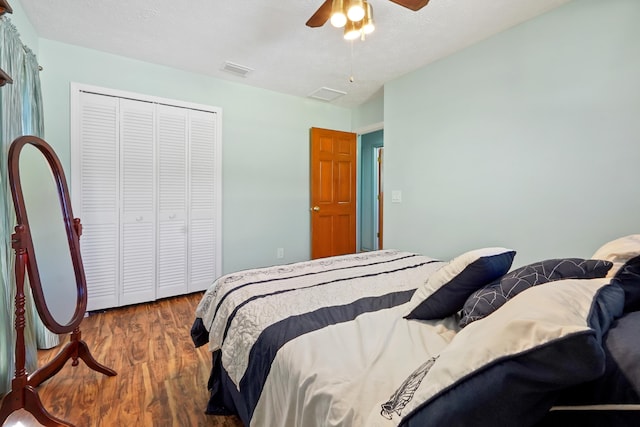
[1,292,244,427]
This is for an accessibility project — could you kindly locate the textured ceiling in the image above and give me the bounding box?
[19,0,571,108]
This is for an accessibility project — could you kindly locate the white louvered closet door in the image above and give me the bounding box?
[72,84,222,311]
[156,105,188,298]
[119,99,156,306]
[76,92,120,311]
[189,110,219,292]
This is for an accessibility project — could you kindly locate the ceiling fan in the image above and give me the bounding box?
[306,0,430,28]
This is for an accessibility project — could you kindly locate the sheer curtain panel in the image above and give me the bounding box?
[0,16,51,396]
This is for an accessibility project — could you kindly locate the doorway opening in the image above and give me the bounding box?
[359,129,383,252]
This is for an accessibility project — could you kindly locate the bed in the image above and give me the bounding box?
[191,235,640,427]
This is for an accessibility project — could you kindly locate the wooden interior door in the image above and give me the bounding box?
[310,127,357,259]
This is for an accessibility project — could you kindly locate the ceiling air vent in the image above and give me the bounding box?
[221,61,254,78]
[308,87,347,102]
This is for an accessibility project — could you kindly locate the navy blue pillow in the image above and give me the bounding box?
[460,258,613,327]
[612,254,640,312]
[405,248,516,321]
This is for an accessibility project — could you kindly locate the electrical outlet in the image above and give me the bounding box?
[276,248,284,259]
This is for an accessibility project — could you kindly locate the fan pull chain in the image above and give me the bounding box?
[349,40,355,83]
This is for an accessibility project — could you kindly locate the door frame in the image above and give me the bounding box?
[355,122,384,252]
[376,147,383,250]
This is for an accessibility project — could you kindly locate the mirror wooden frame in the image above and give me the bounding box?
[0,136,116,427]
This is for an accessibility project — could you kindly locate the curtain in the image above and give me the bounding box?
[0,16,52,396]
[22,47,44,137]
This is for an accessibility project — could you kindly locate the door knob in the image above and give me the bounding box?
[311,206,320,212]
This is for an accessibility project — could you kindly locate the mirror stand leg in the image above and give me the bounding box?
[0,239,74,427]
[28,328,117,388]
[23,385,75,427]
[72,330,117,377]
[0,384,23,425]
[1,382,73,427]
[27,343,75,387]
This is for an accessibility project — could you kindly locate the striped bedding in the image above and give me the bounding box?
[193,250,637,427]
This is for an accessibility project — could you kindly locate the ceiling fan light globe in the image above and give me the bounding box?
[347,6,365,22]
[363,22,375,34]
[330,13,347,28]
[362,2,374,34]
[344,29,361,40]
[343,20,362,40]
[330,0,347,27]
[346,0,365,22]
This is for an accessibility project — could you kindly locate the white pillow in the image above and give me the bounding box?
[592,234,640,277]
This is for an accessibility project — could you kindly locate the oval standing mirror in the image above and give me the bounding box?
[9,135,86,332]
[0,135,116,427]
[19,142,80,327]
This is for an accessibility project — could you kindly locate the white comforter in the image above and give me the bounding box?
[195,250,623,427]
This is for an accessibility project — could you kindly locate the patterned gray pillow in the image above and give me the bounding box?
[459,258,612,327]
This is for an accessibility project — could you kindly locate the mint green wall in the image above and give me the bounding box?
[384,0,640,266]
[353,92,384,130]
[34,39,351,274]
[14,0,640,274]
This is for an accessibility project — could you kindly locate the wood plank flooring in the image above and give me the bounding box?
[1,292,244,427]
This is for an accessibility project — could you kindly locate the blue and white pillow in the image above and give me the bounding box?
[395,278,624,427]
[459,258,613,327]
[591,235,640,312]
[592,234,640,277]
[405,247,515,321]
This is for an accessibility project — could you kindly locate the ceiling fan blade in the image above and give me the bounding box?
[306,0,333,28]
[388,0,431,11]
